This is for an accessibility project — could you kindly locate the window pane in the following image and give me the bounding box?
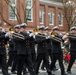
[74,12,76,25]
[58,13,63,26]
[49,12,54,25]
[26,0,32,7]
[9,0,16,20]
[26,9,32,21]
[39,10,44,24]
[9,0,16,4]
[26,0,33,22]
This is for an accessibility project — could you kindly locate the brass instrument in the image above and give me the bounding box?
[33,28,62,42]
[9,26,25,40]
[9,26,14,39]
[33,28,38,35]
[33,28,48,38]
[13,33,25,40]
[66,32,76,38]
[50,31,62,42]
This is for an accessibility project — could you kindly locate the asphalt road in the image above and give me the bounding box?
[0,68,76,75]
[0,62,76,75]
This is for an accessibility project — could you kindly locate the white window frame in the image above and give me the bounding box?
[58,13,63,26]
[9,0,17,20]
[26,0,33,22]
[74,11,76,25]
[39,10,44,24]
[48,12,54,25]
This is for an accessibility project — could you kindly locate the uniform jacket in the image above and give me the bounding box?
[30,37,35,54]
[69,37,76,52]
[13,32,32,55]
[35,33,48,54]
[8,39,14,51]
[13,32,20,52]
[0,32,8,55]
[51,34,62,54]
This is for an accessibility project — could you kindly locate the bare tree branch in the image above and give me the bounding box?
[62,0,76,31]
[0,12,12,26]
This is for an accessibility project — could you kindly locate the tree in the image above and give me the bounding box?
[0,0,36,26]
[62,0,76,31]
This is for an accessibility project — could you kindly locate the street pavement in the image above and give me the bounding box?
[0,62,76,75]
[0,69,76,75]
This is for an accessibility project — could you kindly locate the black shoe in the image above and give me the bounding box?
[48,74,55,75]
[23,71,28,75]
[48,73,55,75]
[53,68,58,71]
[67,71,72,74]
[11,71,17,74]
[41,68,45,71]
[63,73,68,75]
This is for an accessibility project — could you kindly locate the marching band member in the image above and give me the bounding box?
[67,27,76,74]
[13,23,35,75]
[50,26,67,75]
[7,33,14,69]
[35,26,54,75]
[0,27,10,75]
[29,30,36,69]
[44,27,58,71]
[11,25,20,74]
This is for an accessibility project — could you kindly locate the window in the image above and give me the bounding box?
[26,0,33,22]
[74,11,76,25]
[39,10,44,24]
[9,0,16,20]
[58,13,63,26]
[48,12,54,25]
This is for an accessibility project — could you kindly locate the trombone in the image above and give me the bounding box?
[49,31,62,42]
[9,26,25,40]
[33,28,48,38]
[33,28,62,42]
[9,26,14,39]
[66,32,76,38]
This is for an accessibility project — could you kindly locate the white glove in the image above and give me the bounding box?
[46,36,50,39]
[33,35,35,39]
[29,33,34,37]
[5,32,10,38]
[27,31,30,34]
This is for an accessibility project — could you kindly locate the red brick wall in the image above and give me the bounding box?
[0,0,71,31]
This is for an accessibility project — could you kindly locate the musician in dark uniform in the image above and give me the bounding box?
[29,31,36,69]
[41,27,57,71]
[50,26,67,75]
[41,27,51,70]
[0,27,10,75]
[13,23,35,75]
[35,26,54,75]
[7,36,14,68]
[67,27,76,74]
[11,25,20,74]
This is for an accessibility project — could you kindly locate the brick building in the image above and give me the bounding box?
[0,0,76,31]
